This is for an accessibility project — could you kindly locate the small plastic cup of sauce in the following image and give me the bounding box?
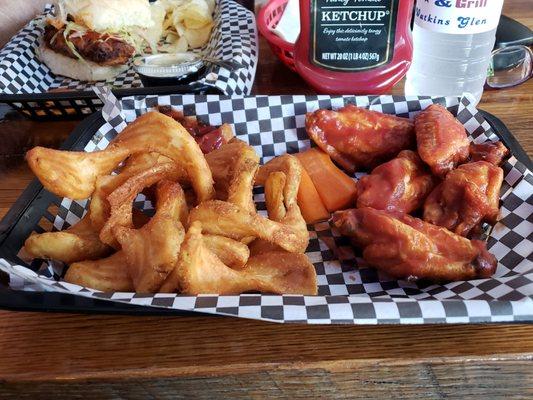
[133,53,206,87]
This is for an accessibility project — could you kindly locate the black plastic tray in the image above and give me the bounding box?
[0,109,530,315]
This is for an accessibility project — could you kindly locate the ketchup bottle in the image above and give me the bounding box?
[294,0,414,94]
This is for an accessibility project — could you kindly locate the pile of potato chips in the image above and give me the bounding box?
[149,0,216,52]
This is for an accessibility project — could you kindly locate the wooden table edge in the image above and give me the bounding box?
[1,352,532,383]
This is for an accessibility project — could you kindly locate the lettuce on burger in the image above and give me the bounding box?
[39,0,155,81]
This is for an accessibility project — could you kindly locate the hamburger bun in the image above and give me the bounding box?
[38,42,128,81]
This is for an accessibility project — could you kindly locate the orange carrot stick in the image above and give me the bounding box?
[296,148,357,212]
[297,165,330,224]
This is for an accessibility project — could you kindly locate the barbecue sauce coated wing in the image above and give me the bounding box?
[423,161,504,237]
[356,150,436,214]
[415,104,470,178]
[470,141,509,166]
[306,104,415,173]
[332,208,497,281]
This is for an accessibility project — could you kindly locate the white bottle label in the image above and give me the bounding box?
[414,0,504,34]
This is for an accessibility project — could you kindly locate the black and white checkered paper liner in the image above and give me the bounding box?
[0,0,257,96]
[1,94,532,324]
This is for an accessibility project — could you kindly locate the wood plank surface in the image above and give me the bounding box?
[0,0,532,397]
[1,359,531,399]
[0,313,532,381]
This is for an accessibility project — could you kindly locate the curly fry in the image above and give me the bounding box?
[226,146,259,213]
[23,212,111,264]
[113,181,186,292]
[161,222,316,295]
[189,200,308,253]
[100,163,181,248]
[27,112,214,201]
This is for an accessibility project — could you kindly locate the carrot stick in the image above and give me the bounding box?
[296,148,357,212]
[297,166,330,224]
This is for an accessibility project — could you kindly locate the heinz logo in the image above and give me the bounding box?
[455,0,487,8]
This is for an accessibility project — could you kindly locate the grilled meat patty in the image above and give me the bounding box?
[43,25,135,66]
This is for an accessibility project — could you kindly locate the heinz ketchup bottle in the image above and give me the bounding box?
[294,0,414,94]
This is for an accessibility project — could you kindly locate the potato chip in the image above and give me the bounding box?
[152,0,214,51]
[160,33,188,53]
[183,23,213,49]
[173,19,186,36]
[178,0,213,29]
[162,12,175,31]
[161,0,187,11]
[205,0,216,15]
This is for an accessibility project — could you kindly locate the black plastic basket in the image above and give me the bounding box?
[0,85,223,121]
[0,109,530,315]
[0,112,198,315]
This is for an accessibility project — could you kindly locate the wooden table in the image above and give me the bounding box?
[0,1,532,398]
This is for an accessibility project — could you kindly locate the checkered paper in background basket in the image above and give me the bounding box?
[1,92,532,324]
[0,0,257,95]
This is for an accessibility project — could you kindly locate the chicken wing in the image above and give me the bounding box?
[306,104,415,173]
[356,150,436,214]
[423,161,503,237]
[156,106,234,153]
[470,141,509,166]
[415,104,470,178]
[332,207,497,281]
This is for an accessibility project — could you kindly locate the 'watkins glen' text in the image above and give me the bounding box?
[415,7,450,26]
[415,6,487,29]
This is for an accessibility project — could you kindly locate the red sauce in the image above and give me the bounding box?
[294,0,414,94]
[157,106,228,153]
[195,127,226,154]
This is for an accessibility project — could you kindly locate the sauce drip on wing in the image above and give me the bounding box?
[470,141,509,166]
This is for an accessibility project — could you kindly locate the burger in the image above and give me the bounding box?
[39,0,156,81]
